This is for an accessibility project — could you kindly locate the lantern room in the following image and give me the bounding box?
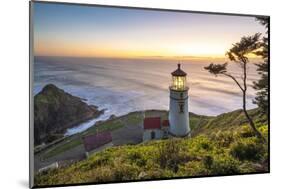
[170,64,187,91]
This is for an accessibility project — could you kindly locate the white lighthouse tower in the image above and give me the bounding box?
[169,64,190,137]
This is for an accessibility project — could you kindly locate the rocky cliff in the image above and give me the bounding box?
[34,84,103,145]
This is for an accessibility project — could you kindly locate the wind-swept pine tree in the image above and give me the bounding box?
[204,33,265,142]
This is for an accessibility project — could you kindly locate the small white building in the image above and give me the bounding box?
[143,117,169,142]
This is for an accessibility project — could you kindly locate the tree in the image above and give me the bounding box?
[253,17,269,116]
[204,33,265,141]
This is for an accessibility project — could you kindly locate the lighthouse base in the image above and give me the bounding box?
[168,130,191,138]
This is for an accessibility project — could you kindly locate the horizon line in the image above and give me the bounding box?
[34,54,263,61]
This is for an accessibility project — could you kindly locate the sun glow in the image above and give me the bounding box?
[33,3,266,59]
[172,43,227,58]
[35,39,229,58]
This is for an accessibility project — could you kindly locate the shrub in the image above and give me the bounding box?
[88,166,114,182]
[178,161,208,176]
[157,139,183,172]
[258,125,268,137]
[211,131,236,147]
[188,136,215,152]
[238,162,256,173]
[203,155,213,169]
[112,163,140,180]
[143,168,175,179]
[127,150,147,167]
[127,150,142,160]
[200,141,211,150]
[230,138,265,161]
[84,152,113,170]
[209,155,241,175]
[239,125,256,138]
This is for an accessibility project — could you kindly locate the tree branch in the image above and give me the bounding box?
[222,73,244,92]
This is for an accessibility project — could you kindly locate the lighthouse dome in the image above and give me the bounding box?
[171,64,187,76]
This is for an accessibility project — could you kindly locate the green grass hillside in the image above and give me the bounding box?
[191,108,268,136]
[34,108,268,186]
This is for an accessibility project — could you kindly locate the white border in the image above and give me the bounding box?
[1,0,280,189]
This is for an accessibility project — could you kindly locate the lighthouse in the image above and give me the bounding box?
[169,63,190,137]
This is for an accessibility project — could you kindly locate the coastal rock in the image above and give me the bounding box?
[34,84,103,145]
[109,114,116,120]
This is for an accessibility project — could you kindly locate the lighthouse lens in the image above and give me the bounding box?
[172,76,186,90]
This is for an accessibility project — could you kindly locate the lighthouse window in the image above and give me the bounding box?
[179,103,184,113]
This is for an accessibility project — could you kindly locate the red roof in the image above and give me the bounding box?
[162,120,170,127]
[143,117,161,129]
[83,132,112,152]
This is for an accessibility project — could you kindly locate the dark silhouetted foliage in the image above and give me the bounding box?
[253,17,269,116]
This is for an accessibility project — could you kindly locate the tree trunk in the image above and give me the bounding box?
[242,60,266,142]
[242,89,266,142]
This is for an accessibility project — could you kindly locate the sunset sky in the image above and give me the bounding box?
[33,2,266,58]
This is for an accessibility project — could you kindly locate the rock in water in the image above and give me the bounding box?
[34,84,103,145]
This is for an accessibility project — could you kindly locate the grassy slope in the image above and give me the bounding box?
[191,108,268,136]
[35,108,268,186]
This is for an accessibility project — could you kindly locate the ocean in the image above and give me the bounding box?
[33,56,260,135]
